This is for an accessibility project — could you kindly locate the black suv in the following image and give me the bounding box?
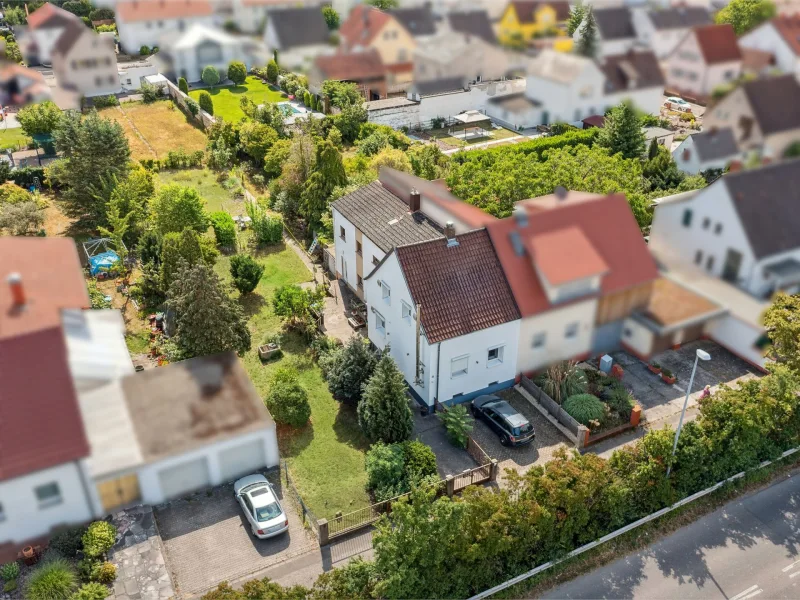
[471,395,535,446]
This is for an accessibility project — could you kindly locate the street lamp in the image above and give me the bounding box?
[666,348,711,478]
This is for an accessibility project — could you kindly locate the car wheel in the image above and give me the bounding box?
[500,434,510,446]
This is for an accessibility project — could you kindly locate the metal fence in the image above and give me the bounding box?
[519,376,581,439]
[281,460,320,538]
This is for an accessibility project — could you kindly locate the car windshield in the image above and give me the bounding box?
[513,423,533,436]
[255,502,282,522]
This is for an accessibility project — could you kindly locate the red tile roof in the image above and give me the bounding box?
[693,24,742,64]
[116,0,214,23]
[772,14,800,56]
[26,2,80,29]
[395,229,520,343]
[313,49,385,82]
[526,226,609,286]
[340,5,393,47]
[0,327,90,481]
[0,237,89,340]
[485,193,658,318]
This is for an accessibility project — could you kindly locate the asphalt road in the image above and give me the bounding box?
[544,473,800,599]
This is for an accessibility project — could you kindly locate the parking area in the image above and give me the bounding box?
[154,470,318,598]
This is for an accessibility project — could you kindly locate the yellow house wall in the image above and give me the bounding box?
[498,4,565,44]
[371,19,416,67]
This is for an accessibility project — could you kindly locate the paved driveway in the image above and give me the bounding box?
[154,470,317,598]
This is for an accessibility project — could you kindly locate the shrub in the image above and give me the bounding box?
[201,65,220,87]
[607,387,636,419]
[0,561,19,581]
[186,99,199,116]
[230,254,265,294]
[198,91,214,115]
[438,404,473,448]
[3,579,17,593]
[325,337,377,404]
[403,439,438,484]
[266,60,278,84]
[49,525,86,558]
[91,95,118,109]
[77,558,99,583]
[228,61,247,86]
[82,521,117,559]
[310,334,341,361]
[90,562,116,584]
[209,211,237,247]
[661,367,674,379]
[10,166,45,189]
[139,45,151,56]
[140,81,161,103]
[72,582,110,600]
[365,443,407,501]
[265,367,311,428]
[563,394,606,426]
[247,202,284,244]
[25,558,77,600]
[178,77,189,95]
[536,361,588,404]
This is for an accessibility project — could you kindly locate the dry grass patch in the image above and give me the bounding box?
[99,106,154,160]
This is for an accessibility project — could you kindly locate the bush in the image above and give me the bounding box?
[607,387,636,419]
[197,91,214,115]
[139,45,151,56]
[310,334,341,361]
[186,99,199,116]
[90,562,116,584]
[90,95,118,109]
[82,521,117,559]
[0,561,19,581]
[365,443,406,501]
[230,254,265,294]
[140,81,161,103]
[3,579,17,593]
[247,202,284,244]
[438,404,473,448]
[48,525,86,558]
[209,211,237,247]
[265,367,311,427]
[325,337,377,404]
[403,439,438,484]
[228,61,247,86]
[563,394,606,426]
[24,558,77,600]
[178,77,189,95]
[10,166,45,190]
[72,582,109,600]
[536,361,589,404]
[77,558,99,583]
[266,60,278,84]
[201,65,220,87]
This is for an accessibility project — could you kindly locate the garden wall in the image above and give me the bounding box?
[519,376,583,445]
[164,79,216,130]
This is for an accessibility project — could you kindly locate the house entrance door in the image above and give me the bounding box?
[722,249,743,283]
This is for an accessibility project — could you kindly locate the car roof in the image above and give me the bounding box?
[491,400,530,427]
[246,483,277,508]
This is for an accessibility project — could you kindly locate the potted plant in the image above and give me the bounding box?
[648,361,662,374]
[661,368,677,385]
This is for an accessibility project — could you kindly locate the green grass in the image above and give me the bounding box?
[429,125,519,147]
[0,127,31,151]
[125,331,151,355]
[157,168,246,215]
[189,76,286,122]
[215,242,372,517]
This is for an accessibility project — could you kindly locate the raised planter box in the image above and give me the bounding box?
[648,364,662,375]
[661,373,677,385]
[348,315,366,329]
[258,343,282,361]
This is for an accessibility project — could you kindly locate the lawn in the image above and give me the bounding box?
[214,242,371,518]
[0,127,31,151]
[189,76,285,122]
[157,168,246,215]
[429,125,520,147]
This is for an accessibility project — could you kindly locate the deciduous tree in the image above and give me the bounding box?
[715,0,776,34]
[265,367,311,427]
[17,101,63,137]
[150,184,208,235]
[764,293,800,373]
[239,121,278,164]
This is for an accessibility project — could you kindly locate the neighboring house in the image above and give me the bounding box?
[643,126,674,149]
[117,55,160,91]
[230,0,320,34]
[51,20,122,98]
[574,6,639,58]
[115,0,216,56]
[18,1,81,66]
[365,227,522,408]
[600,49,665,114]
[672,127,741,174]
[339,5,417,91]
[414,31,520,84]
[309,49,387,101]
[739,15,800,76]
[485,191,660,374]
[264,6,333,71]
[498,1,571,45]
[446,9,497,44]
[664,23,742,99]
[702,74,800,157]
[387,5,438,39]
[631,6,712,59]
[0,63,52,106]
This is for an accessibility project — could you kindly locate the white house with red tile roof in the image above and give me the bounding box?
[115,0,217,56]
[739,15,800,76]
[665,23,742,99]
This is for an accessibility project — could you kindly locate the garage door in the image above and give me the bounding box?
[218,439,266,482]
[157,457,210,500]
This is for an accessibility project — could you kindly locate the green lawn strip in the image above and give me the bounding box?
[189,77,285,122]
[125,331,151,354]
[157,168,246,215]
[429,126,519,147]
[0,127,31,151]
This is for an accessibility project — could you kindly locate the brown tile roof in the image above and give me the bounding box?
[394,229,520,343]
[53,19,91,57]
[526,226,609,286]
[509,1,570,23]
[693,24,742,64]
[116,0,214,22]
[740,74,800,135]
[313,49,385,82]
[26,2,81,29]
[601,50,665,92]
[772,14,800,56]
[447,10,497,44]
[340,5,393,47]
[485,193,658,318]
[641,277,720,327]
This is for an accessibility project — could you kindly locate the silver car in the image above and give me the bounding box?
[233,474,289,539]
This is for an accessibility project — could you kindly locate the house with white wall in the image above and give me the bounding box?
[672,127,741,174]
[573,6,639,57]
[231,0,320,34]
[115,0,217,55]
[739,15,800,76]
[51,20,122,98]
[664,23,742,99]
[18,1,80,66]
[631,5,712,59]
[264,5,334,71]
[364,227,522,408]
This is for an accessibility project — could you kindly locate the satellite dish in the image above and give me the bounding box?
[554,186,568,200]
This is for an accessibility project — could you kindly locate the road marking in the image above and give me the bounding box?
[790,571,800,579]
[731,585,761,600]
[782,560,800,572]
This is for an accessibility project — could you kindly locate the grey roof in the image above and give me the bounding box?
[488,92,540,112]
[724,159,800,259]
[52,20,88,57]
[763,258,800,279]
[643,126,673,140]
[691,127,739,161]
[388,6,437,36]
[364,96,417,110]
[648,7,712,30]
[332,181,443,252]
[268,6,330,49]
[593,7,636,40]
[447,10,497,44]
[414,77,466,96]
[741,74,800,135]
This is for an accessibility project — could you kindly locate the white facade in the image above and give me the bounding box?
[118,61,160,91]
[21,23,70,65]
[52,32,122,98]
[0,461,96,545]
[332,207,360,291]
[739,21,799,76]
[169,24,260,83]
[671,134,739,175]
[117,14,216,55]
[632,10,695,59]
[665,31,741,97]
[413,79,526,124]
[704,312,766,368]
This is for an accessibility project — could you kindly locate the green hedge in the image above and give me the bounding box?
[209,211,237,247]
[140,149,204,171]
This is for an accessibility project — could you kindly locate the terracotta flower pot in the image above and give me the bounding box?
[648,365,662,374]
[661,374,677,385]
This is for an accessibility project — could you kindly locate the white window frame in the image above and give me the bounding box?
[381,281,391,304]
[487,344,505,367]
[375,310,386,335]
[401,301,412,322]
[532,332,547,349]
[451,354,469,378]
[35,482,62,509]
[565,322,579,339]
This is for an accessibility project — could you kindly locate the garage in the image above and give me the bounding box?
[218,439,266,482]
[157,457,211,501]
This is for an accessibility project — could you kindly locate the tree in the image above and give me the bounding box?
[150,184,208,235]
[89,7,115,21]
[408,144,449,179]
[576,7,598,58]
[160,228,206,290]
[322,5,340,29]
[168,261,251,357]
[358,353,413,443]
[272,284,324,337]
[264,139,292,179]
[567,0,585,36]
[201,65,220,87]
[302,138,346,230]
[3,6,26,25]
[371,147,412,173]
[597,102,646,159]
[178,77,189,94]
[0,201,43,235]
[227,60,247,86]
[438,405,473,448]
[230,254,265,294]
[366,0,399,8]
[643,145,685,191]
[239,122,278,164]
[62,0,92,18]
[331,103,368,143]
[197,90,214,115]
[136,229,162,266]
[265,367,311,427]
[53,111,131,224]
[715,0,776,34]
[647,137,659,160]
[266,59,279,84]
[321,80,361,109]
[107,167,155,244]
[17,101,63,137]
[764,293,800,373]
[98,202,131,264]
[325,336,378,404]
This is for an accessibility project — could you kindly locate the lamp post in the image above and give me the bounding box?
[666,348,711,478]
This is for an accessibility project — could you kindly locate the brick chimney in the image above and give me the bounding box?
[409,188,420,212]
[7,272,25,307]
[728,160,743,173]
[444,221,458,247]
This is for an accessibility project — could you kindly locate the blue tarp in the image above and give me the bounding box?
[88,250,120,276]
